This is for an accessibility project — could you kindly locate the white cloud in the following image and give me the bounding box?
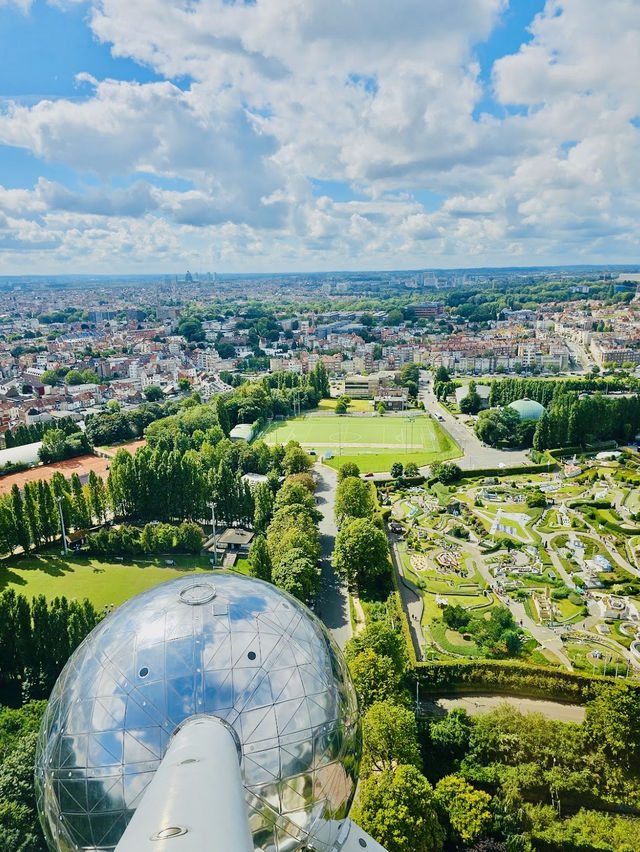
[1,0,640,270]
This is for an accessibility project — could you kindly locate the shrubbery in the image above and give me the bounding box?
[86,522,203,555]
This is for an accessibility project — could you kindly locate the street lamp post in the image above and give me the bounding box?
[207,501,218,566]
[56,495,68,556]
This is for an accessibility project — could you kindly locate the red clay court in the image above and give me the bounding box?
[0,440,147,495]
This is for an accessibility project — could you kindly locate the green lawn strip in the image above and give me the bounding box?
[0,551,213,610]
[324,445,461,474]
[608,620,634,649]
[429,619,484,658]
[314,398,374,413]
[553,596,584,620]
[522,595,539,623]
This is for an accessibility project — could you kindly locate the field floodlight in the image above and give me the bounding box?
[35,574,391,852]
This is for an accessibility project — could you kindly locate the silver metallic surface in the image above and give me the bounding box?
[35,574,360,852]
[114,715,254,852]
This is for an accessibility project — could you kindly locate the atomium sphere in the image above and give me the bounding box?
[35,574,360,852]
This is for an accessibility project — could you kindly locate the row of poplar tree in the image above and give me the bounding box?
[0,589,100,702]
[0,440,313,558]
[0,471,107,556]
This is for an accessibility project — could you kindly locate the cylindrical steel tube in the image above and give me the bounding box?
[115,715,253,852]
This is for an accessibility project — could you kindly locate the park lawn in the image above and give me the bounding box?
[429,620,484,658]
[564,639,626,675]
[0,552,214,610]
[554,596,584,620]
[623,489,640,513]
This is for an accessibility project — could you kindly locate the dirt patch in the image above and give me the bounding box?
[0,454,112,495]
[99,439,148,457]
[432,694,585,723]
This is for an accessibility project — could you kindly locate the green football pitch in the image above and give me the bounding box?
[262,414,461,472]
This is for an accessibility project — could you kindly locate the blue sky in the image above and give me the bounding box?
[0,0,638,272]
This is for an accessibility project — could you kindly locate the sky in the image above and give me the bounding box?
[0,0,639,274]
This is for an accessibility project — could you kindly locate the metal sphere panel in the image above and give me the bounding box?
[35,574,360,852]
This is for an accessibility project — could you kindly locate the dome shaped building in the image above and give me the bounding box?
[507,398,546,421]
[35,574,360,852]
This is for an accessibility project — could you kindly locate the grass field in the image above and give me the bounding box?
[0,552,244,610]
[262,414,461,472]
[315,398,373,412]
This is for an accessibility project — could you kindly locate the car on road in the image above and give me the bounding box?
[364,472,374,477]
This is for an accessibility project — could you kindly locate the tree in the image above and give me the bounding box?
[345,620,408,674]
[41,369,58,386]
[36,481,58,543]
[11,485,30,554]
[390,461,404,479]
[175,521,203,553]
[475,407,520,447]
[434,775,492,846]
[335,399,347,414]
[215,396,231,437]
[253,482,274,534]
[273,481,321,519]
[532,410,550,452]
[22,483,41,549]
[38,428,66,463]
[429,708,471,760]
[404,461,419,476]
[376,400,386,415]
[285,472,316,493]
[335,476,374,525]
[64,369,83,385]
[271,547,318,603]
[248,535,272,582]
[70,473,90,529]
[361,700,421,775]
[178,378,192,391]
[87,470,107,524]
[144,384,164,402]
[526,490,546,508]
[584,683,640,768]
[282,444,312,475]
[310,361,330,398]
[0,731,46,852]
[431,462,461,484]
[386,309,404,326]
[338,462,361,482]
[460,381,482,415]
[332,518,389,590]
[178,317,205,342]
[348,649,402,709]
[435,366,450,383]
[351,764,444,852]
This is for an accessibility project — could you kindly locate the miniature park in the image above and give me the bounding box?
[384,449,640,678]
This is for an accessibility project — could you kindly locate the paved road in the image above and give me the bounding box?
[314,463,352,649]
[388,536,424,658]
[419,375,531,471]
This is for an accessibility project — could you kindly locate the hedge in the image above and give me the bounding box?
[0,460,30,477]
[546,441,618,463]
[458,462,557,479]
[413,659,637,704]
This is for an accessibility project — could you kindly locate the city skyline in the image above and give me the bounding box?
[1,0,639,273]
